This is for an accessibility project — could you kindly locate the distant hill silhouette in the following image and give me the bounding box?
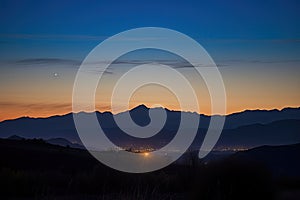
[231,143,300,177]
[0,106,299,150]
[6,135,84,149]
[1,137,188,199]
[215,119,300,149]
[225,107,300,129]
[7,134,25,140]
[46,138,84,149]
[0,137,299,199]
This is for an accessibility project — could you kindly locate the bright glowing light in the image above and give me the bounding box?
[143,152,149,157]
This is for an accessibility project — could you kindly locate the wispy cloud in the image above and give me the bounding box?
[3,57,300,75]
[199,38,300,44]
[216,59,300,65]
[0,101,72,122]
[0,101,71,109]
[0,34,167,43]
[2,34,300,44]
[16,58,81,66]
[12,58,113,75]
[0,34,108,41]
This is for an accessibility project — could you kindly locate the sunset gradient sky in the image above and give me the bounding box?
[0,0,299,121]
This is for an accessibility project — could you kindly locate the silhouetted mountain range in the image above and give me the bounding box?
[0,106,299,150]
[215,119,300,149]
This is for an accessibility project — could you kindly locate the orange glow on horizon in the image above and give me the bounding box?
[0,81,299,121]
[0,101,300,122]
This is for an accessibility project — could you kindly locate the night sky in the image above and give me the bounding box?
[0,0,299,121]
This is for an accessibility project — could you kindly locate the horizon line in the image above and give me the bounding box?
[1,104,299,123]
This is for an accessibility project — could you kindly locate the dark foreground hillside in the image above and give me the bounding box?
[0,138,299,200]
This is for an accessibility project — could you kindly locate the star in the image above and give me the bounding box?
[53,72,59,78]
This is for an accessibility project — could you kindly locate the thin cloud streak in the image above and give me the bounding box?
[1,34,300,43]
[0,101,71,110]
[0,34,108,41]
[2,57,300,75]
[16,58,81,66]
[1,58,114,75]
[199,38,300,43]
[0,34,168,43]
[216,59,300,65]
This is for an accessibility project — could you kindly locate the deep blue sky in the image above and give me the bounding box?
[1,0,299,38]
[0,0,299,59]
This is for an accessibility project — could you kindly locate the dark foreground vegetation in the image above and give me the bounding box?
[0,138,299,200]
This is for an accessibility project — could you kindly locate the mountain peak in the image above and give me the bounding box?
[7,135,25,140]
[130,104,149,112]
